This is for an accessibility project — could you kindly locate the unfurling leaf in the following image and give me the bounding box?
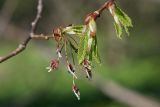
[87,37,93,52]
[114,5,132,38]
[92,37,101,64]
[114,5,133,28]
[69,41,78,53]
[77,32,88,64]
[114,22,122,39]
[88,19,97,38]
[109,4,133,38]
[63,25,86,36]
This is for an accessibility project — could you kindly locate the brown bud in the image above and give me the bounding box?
[88,18,97,38]
[84,11,100,25]
[53,27,62,42]
[67,63,77,79]
[85,67,92,79]
[46,59,59,72]
[83,59,92,79]
[72,84,80,100]
[106,0,115,8]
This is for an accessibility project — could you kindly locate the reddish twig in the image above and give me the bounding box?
[0,0,114,63]
[31,34,53,40]
[97,0,115,15]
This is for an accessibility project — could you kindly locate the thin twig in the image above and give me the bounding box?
[30,0,43,35]
[0,0,44,63]
[97,0,115,15]
[31,34,53,40]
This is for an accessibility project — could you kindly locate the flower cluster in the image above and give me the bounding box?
[46,59,59,72]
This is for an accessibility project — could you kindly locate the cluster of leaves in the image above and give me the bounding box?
[78,23,101,66]
[63,23,100,63]
[47,0,133,100]
[109,3,133,38]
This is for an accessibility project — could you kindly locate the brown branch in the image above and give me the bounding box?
[30,0,43,35]
[31,34,53,40]
[0,0,45,63]
[0,0,114,63]
[97,0,115,15]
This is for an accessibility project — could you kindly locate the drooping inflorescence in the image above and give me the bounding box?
[46,0,133,100]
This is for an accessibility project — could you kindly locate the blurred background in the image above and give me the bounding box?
[0,0,160,107]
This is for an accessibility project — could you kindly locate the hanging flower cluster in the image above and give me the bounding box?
[46,0,132,100]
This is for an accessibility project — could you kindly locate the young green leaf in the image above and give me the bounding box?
[88,40,95,62]
[70,44,76,65]
[114,5,133,37]
[77,32,89,64]
[114,5,133,28]
[88,19,97,37]
[109,4,133,38]
[69,41,78,53]
[92,37,101,64]
[63,25,86,36]
[114,22,122,39]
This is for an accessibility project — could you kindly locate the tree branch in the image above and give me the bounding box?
[0,0,115,63]
[0,0,48,63]
[97,0,114,15]
[30,0,43,35]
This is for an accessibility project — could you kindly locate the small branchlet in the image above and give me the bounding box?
[46,0,132,100]
[0,0,133,100]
